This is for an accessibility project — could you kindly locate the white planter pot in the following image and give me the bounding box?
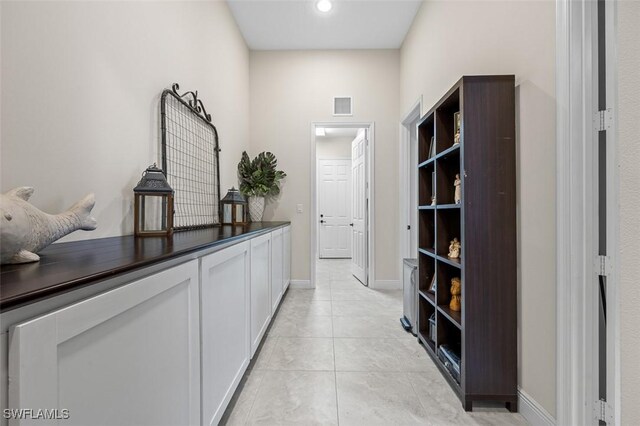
[248,196,265,222]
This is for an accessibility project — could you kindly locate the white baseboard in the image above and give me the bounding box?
[518,388,555,426]
[289,280,313,289]
[372,280,401,290]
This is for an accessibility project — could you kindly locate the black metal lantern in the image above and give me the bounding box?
[221,187,247,225]
[134,164,174,237]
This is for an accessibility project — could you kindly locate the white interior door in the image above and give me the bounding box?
[351,133,367,284]
[318,159,352,258]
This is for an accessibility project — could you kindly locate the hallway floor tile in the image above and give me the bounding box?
[222,259,527,425]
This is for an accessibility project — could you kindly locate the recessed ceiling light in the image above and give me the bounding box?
[316,0,332,13]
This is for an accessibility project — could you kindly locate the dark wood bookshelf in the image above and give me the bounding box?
[437,305,462,329]
[418,289,436,306]
[437,204,461,210]
[418,247,436,258]
[436,255,462,269]
[416,75,517,412]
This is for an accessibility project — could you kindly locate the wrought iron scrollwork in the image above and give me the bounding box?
[171,83,212,123]
[160,83,221,230]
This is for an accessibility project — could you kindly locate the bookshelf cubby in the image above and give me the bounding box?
[416,75,517,412]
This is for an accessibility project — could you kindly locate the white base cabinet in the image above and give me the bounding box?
[270,228,284,314]
[4,225,291,426]
[8,261,201,426]
[250,233,272,357]
[200,242,250,426]
[283,225,291,291]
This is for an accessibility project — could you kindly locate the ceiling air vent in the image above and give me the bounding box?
[333,97,353,116]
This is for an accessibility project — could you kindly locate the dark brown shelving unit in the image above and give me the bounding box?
[416,75,517,412]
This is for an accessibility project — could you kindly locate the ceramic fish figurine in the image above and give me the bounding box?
[0,187,97,264]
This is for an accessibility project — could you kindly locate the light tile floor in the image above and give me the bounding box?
[221,259,527,425]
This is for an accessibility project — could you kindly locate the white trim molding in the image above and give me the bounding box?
[288,280,313,289]
[556,0,620,424]
[310,122,376,289]
[556,1,596,424]
[399,97,422,272]
[518,388,556,426]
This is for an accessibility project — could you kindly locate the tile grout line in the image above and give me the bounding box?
[238,370,266,426]
[327,266,342,426]
[406,371,433,420]
[252,367,436,373]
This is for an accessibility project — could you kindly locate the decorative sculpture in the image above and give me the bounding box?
[454,130,461,145]
[450,277,461,311]
[430,196,436,206]
[448,238,461,259]
[454,174,461,204]
[453,112,462,145]
[0,187,97,264]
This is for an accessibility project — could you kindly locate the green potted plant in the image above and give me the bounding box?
[237,151,286,222]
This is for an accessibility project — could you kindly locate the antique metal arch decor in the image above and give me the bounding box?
[161,83,221,230]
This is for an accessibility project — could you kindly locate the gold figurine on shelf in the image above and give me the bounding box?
[448,238,461,259]
[450,277,461,311]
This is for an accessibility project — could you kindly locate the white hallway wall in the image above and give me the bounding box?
[0,1,250,241]
[400,0,557,417]
[316,136,353,159]
[249,50,400,282]
[618,1,640,424]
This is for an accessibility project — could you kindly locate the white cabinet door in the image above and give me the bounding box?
[8,261,200,426]
[200,242,250,426]
[270,228,284,313]
[283,225,291,291]
[250,233,271,357]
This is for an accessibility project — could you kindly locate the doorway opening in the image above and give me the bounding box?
[311,122,374,288]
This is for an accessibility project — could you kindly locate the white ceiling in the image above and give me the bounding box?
[226,0,423,50]
[317,127,361,138]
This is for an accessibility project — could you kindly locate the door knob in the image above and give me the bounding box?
[320,220,325,224]
[320,214,324,218]
[349,223,354,227]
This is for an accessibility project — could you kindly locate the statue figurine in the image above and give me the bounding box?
[454,174,461,204]
[454,130,461,145]
[450,277,461,312]
[1,187,97,264]
[448,238,461,259]
[430,195,436,206]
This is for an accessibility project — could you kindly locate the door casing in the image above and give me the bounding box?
[556,0,620,424]
[311,122,375,288]
[399,98,422,268]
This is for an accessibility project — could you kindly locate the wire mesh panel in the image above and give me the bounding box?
[161,83,221,230]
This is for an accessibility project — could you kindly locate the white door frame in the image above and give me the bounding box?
[316,157,352,259]
[556,0,620,424]
[399,98,422,269]
[310,122,375,288]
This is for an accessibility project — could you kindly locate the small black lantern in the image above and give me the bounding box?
[134,164,174,237]
[221,187,248,225]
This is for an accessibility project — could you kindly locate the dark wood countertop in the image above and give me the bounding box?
[0,222,290,311]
